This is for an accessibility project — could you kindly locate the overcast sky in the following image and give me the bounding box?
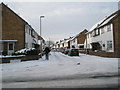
[2,2,118,42]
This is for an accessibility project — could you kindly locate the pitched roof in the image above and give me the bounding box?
[75,29,88,38]
[88,10,120,33]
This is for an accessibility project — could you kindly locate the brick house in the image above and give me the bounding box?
[84,10,120,58]
[70,29,88,49]
[0,3,42,55]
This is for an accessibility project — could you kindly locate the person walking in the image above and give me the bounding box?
[44,47,51,60]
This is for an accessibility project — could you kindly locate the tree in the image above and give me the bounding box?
[45,40,54,47]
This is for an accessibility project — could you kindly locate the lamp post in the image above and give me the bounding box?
[40,16,44,57]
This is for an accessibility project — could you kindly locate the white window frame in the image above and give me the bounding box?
[101,27,105,34]
[107,41,112,50]
[8,43,14,51]
[107,24,111,32]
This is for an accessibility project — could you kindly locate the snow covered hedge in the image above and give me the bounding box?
[13,48,39,55]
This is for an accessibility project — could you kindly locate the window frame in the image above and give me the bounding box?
[107,24,111,32]
[107,41,112,50]
[8,43,14,51]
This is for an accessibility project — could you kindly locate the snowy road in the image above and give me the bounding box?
[1,52,119,88]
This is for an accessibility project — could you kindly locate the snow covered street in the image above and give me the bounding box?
[1,52,119,88]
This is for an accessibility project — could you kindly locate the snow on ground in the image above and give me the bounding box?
[1,52,119,88]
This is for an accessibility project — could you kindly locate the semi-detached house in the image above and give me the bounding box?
[0,3,43,55]
[84,10,120,58]
[70,29,88,49]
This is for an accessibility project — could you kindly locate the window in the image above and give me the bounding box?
[29,28,31,35]
[94,29,100,36]
[31,30,36,38]
[9,43,14,50]
[107,41,112,50]
[101,27,104,34]
[91,31,95,37]
[0,43,3,52]
[107,24,111,31]
[79,45,84,49]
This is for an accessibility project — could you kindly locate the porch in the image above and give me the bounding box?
[0,40,18,55]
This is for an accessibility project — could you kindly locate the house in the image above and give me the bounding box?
[25,24,41,49]
[70,29,88,49]
[55,41,60,50]
[84,10,120,58]
[54,29,87,50]
[59,40,64,49]
[63,37,72,49]
[0,3,43,55]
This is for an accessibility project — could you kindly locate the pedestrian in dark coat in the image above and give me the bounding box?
[44,47,51,60]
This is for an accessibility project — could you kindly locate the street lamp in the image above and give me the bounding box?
[40,16,45,36]
[40,16,45,57]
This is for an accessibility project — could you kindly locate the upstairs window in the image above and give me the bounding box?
[92,31,95,37]
[107,24,111,31]
[101,27,105,34]
[90,32,92,37]
[95,29,100,36]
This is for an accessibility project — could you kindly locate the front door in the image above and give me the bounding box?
[8,43,14,55]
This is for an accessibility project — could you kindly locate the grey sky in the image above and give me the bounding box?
[2,2,118,42]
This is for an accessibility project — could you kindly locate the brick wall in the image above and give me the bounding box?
[1,55,40,63]
[2,3,26,51]
[77,30,88,44]
[80,51,119,58]
[0,4,2,41]
[112,11,120,58]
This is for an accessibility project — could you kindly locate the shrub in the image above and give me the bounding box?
[13,48,39,56]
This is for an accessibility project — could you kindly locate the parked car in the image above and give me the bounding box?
[68,49,79,56]
[64,49,70,55]
[60,48,65,53]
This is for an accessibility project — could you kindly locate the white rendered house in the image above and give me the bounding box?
[85,12,117,52]
[25,24,39,49]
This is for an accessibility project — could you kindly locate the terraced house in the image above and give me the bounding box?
[0,3,43,55]
[84,10,120,58]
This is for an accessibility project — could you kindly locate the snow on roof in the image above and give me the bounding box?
[88,10,118,33]
[99,14,117,27]
[69,36,75,41]
[15,48,35,54]
[75,29,88,38]
[89,18,105,31]
[65,39,70,43]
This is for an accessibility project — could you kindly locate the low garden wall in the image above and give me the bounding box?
[21,55,40,61]
[1,56,23,63]
[79,51,119,58]
[1,55,41,63]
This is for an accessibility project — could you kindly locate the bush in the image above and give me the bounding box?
[26,49,39,55]
[13,48,39,56]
